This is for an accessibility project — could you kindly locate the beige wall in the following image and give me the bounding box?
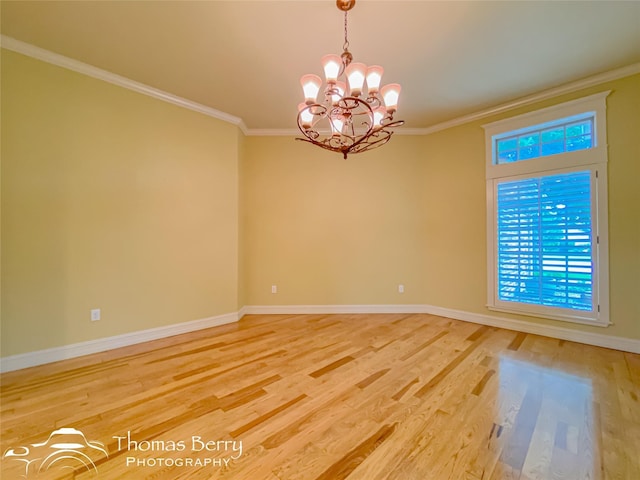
[237,127,248,310]
[1,50,240,356]
[242,135,429,306]
[604,75,640,341]
[243,74,640,340]
[2,49,638,359]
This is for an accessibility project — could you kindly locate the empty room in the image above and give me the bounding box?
[1,1,639,479]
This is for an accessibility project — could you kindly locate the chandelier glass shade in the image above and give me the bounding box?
[296,0,404,159]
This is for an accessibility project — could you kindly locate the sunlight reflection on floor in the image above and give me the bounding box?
[494,356,595,479]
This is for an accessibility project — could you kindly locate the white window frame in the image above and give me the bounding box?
[483,91,610,327]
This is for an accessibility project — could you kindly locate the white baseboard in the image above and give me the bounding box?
[0,312,240,373]
[242,304,640,354]
[3,304,637,373]
[420,304,639,354]
[241,304,425,315]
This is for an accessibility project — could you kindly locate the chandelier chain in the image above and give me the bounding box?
[343,11,349,52]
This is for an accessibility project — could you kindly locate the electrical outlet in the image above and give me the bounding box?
[91,308,101,321]
[398,284,405,293]
[271,285,278,294]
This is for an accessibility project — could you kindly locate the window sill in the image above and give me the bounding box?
[487,305,610,328]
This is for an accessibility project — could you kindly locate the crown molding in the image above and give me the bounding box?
[0,35,247,133]
[3,35,638,139]
[246,128,299,136]
[393,128,431,136]
[236,120,249,135]
[414,63,640,136]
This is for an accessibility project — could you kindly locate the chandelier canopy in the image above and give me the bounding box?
[296,0,404,159]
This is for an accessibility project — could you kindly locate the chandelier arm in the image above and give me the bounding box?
[336,96,375,150]
[295,129,395,159]
[335,101,371,135]
[379,119,405,129]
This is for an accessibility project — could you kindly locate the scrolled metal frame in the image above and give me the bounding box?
[296,92,404,159]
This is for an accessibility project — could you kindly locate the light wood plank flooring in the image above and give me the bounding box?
[1,313,639,479]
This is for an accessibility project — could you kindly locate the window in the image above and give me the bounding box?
[483,92,610,326]
[495,115,594,164]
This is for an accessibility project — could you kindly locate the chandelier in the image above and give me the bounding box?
[296,0,404,159]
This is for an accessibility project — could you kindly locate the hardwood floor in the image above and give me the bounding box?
[1,313,639,479]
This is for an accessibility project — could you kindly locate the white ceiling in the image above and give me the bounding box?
[2,0,640,131]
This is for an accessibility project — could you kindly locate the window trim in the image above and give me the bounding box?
[483,91,611,327]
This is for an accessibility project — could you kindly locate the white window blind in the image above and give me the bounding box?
[496,171,593,311]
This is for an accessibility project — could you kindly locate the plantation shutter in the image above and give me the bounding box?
[496,170,593,311]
